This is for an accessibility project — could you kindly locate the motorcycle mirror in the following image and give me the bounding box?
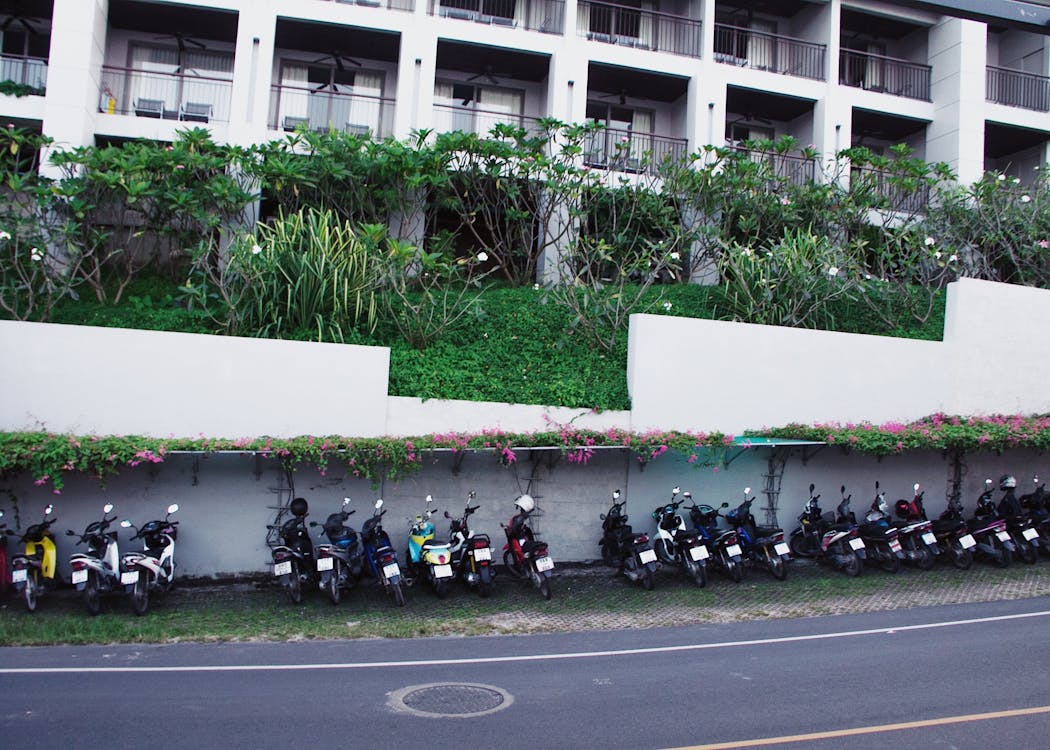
[103,503,114,514]
[44,504,53,515]
[672,486,680,495]
[120,519,132,528]
[468,490,476,499]
[309,521,318,527]
[683,491,692,499]
[720,502,729,508]
[600,513,606,520]
[167,503,179,515]
[744,486,751,495]
[840,485,846,494]
[425,494,433,504]
[913,483,920,492]
[375,499,383,510]
[613,490,621,499]
[443,510,451,518]
[342,497,351,507]
[66,529,75,536]
[875,480,880,490]
[0,510,3,519]
[809,483,815,493]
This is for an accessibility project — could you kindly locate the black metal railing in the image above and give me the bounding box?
[269,84,395,138]
[0,53,48,93]
[329,0,415,12]
[577,0,701,58]
[99,65,232,122]
[732,147,817,186]
[850,165,930,213]
[986,66,1050,112]
[432,103,544,137]
[839,49,931,101]
[430,0,565,34]
[713,23,825,80]
[583,127,688,175]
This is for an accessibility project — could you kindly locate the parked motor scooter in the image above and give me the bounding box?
[724,487,791,580]
[788,485,865,576]
[1019,476,1050,555]
[10,504,58,612]
[446,492,495,598]
[502,494,554,600]
[686,499,745,582]
[309,497,365,605]
[957,479,1014,567]
[0,509,9,597]
[996,475,1040,564]
[650,486,709,587]
[597,490,659,590]
[269,497,316,604]
[67,502,124,616]
[891,483,941,569]
[928,493,978,570]
[856,483,904,574]
[407,495,455,598]
[118,503,180,616]
[361,499,407,607]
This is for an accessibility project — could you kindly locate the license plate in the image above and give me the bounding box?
[474,547,491,562]
[121,570,139,585]
[959,534,976,549]
[996,531,1012,542]
[849,538,866,551]
[889,540,902,553]
[639,548,657,565]
[11,568,26,583]
[535,556,554,572]
[316,557,334,571]
[434,564,454,579]
[726,544,742,558]
[774,542,790,556]
[689,545,709,561]
[1023,527,1039,541]
[72,569,88,585]
[922,532,937,546]
[382,562,401,579]
[274,560,292,577]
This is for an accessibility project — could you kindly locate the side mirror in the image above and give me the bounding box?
[375,499,384,510]
[600,513,606,520]
[875,481,880,490]
[0,510,4,519]
[44,504,53,515]
[840,485,846,494]
[66,529,75,536]
[809,483,816,493]
[103,503,114,514]
[672,486,680,495]
[683,492,692,499]
[443,511,451,518]
[120,520,132,528]
[985,478,993,487]
[613,490,621,500]
[721,502,729,508]
[744,486,751,495]
[167,503,179,515]
[425,494,433,504]
[913,483,920,492]
[468,491,476,500]
[342,497,351,507]
[309,521,318,527]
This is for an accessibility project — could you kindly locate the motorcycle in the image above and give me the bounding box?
[1019,475,1050,555]
[445,492,495,598]
[650,486,709,588]
[686,499,745,583]
[270,497,316,604]
[118,503,180,616]
[501,493,553,600]
[407,495,455,599]
[890,483,941,569]
[856,483,904,574]
[724,487,791,580]
[0,509,9,597]
[67,502,125,616]
[926,493,977,570]
[361,498,407,607]
[310,497,365,605]
[996,475,1040,564]
[10,504,58,612]
[953,479,1014,567]
[597,489,659,590]
[788,484,865,577]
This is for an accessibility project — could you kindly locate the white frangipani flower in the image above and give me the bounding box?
[924,236,936,247]
[0,230,10,241]
[476,251,489,262]
[30,247,42,261]
[827,266,839,276]
[662,301,673,311]
[949,254,958,263]
[669,251,680,261]
[1021,195,1032,203]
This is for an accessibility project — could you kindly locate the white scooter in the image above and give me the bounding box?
[67,502,125,616]
[120,503,180,616]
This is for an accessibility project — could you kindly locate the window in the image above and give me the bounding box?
[585,101,654,170]
[434,81,524,135]
[127,44,233,119]
[279,62,383,133]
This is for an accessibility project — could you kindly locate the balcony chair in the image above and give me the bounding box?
[133,98,165,118]
[179,102,212,123]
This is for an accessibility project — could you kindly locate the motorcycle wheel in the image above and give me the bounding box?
[915,546,936,571]
[789,534,811,559]
[503,549,526,580]
[325,570,341,606]
[949,544,973,570]
[767,551,787,581]
[478,579,492,598]
[726,558,743,583]
[131,573,149,616]
[391,580,406,607]
[538,575,552,601]
[843,552,862,577]
[435,578,448,599]
[23,572,38,613]
[286,561,302,604]
[83,570,101,616]
[686,560,707,588]
[993,542,1012,568]
[877,550,901,574]
[641,569,655,591]
[1016,538,1038,565]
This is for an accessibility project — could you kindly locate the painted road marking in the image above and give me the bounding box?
[670,704,1050,749]
[1,609,1048,675]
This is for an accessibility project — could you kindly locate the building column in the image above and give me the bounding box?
[927,17,987,185]
[393,30,437,140]
[226,4,276,145]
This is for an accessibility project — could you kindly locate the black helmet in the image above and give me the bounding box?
[290,497,309,517]
[999,475,1016,490]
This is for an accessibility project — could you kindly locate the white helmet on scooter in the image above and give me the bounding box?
[514,494,535,513]
[999,475,1017,490]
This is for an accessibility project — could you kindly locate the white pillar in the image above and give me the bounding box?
[394,30,436,140]
[927,17,987,185]
[226,3,277,145]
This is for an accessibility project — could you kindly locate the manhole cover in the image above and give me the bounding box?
[389,682,513,718]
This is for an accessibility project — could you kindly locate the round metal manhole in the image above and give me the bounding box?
[388,682,513,718]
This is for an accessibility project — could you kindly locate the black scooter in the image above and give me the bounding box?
[599,490,660,590]
[269,497,316,604]
[310,497,365,605]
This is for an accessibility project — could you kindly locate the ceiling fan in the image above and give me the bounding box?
[152,32,210,74]
[466,65,507,86]
[310,50,362,72]
[1,2,44,36]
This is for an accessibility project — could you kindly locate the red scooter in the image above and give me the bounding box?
[501,494,553,600]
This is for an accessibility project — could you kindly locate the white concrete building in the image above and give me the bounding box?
[2,0,1049,190]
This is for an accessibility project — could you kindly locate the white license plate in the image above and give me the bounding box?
[72,569,88,585]
[1023,527,1039,541]
[997,531,1012,542]
[434,564,454,579]
[382,562,401,579]
[689,545,710,561]
[726,544,743,558]
[849,538,866,551]
[889,540,902,553]
[316,556,334,571]
[474,547,491,562]
[959,534,977,549]
[11,568,27,583]
[535,556,554,572]
[774,542,790,556]
[639,548,657,565]
[274,560,292,577]
[121,571,139,585]
[922,532,937,546]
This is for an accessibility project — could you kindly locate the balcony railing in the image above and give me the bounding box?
[327,0,415,11]
[732,146,817,186]
[713,23,825,81]
[433,103,544,137]
[99,66,232,123]
[0,53,48,94]
[270,84,395,138]
[850,165,929,213]
[986,66,1050,112]
[584,127,688,175]
[839,49,931,101]
[577,0,701,58]
[429,0,565,34]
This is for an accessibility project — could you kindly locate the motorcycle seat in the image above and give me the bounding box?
[675,528,702,541]
[754,526,782,538]
[930,518,964,535]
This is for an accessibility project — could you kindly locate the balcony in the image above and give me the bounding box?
[850,164,929,213]
[270,84,395,138]
[0,52,48,95]
[99,65,232,123]
[429,0,565,34]
[324,0,415,11]
[731,146,817,187]
[433,103,544,138]
[713,23,825,81]
[986,66,1050,112]
[839,50,930,101]
[577,0,701,58]
[584,127,687,175]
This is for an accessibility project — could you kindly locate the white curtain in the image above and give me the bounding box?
[629,110,653,164]
[865,42,885,91]
[129,45,179,112]
[478,85,522,133]
[747,19,776,71]
[347,71,383,134]
[279,63,310,125]
[433,82,474,134]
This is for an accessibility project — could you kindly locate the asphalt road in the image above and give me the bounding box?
[3,597,1050,749]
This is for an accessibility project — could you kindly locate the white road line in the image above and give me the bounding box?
[2,609,1048,675]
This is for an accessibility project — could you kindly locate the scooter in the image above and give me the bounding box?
[856,483,904,574]
[270,497,315,604]
[724,487,791,580]
[446,492,495,598]
[650,486,709,588]
[997,475,1040,564]
[686,499,745,582]
[598,489,659,590]
[0,509,9,597]
[361,499,407,607]
[10,504,57,612]
[502,494,554,600]
[1019,476,1050,555]
[891,483,941,569]
[310,497,365,605]
[119,503,180,616]
[956,479,1014,567]
[788,485,865,576]
[407,494,455,599]
[67,502,124,616]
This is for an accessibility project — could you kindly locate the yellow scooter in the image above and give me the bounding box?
[10,504,58,612]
